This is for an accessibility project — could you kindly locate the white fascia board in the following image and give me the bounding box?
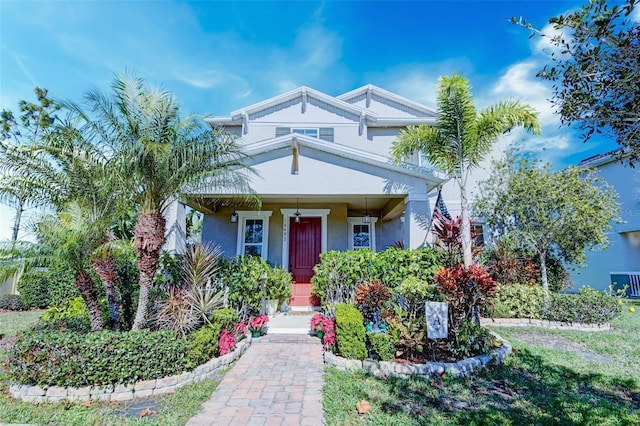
[367,117,437,127]
[204,116,241,126]
[338,84,438,117]
[243,134,447,184]
[228,86,377,121]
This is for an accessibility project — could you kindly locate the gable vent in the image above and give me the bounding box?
[319,128,334,142]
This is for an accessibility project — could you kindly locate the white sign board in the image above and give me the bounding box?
[426,301,448,339]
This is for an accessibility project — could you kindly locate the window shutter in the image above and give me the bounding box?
[276,127,291,137]
[319,127,334,142]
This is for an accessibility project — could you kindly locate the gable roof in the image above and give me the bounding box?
[243,133,447,187]
[205,86,377,126]
[338,84,438,118]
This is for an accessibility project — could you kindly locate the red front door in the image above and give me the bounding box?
[289,217,321,306]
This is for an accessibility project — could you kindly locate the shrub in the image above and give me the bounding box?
[395,276,443,320]
[31,316,92,334]
[185,322,223,369]
[543,286,620,324]
[354,281,391,323]
[152,287,198,337]
[334,303,367,360]
[40,297,87,322]
[487,284,546,319]
[210,308,239,330]
[446,320,494,360]
[311,248,445,308]
[374,247,445,288]
[266,266,292,303]
[368,332,395,361]
[6,329,187,386]
[0,294,25,311]
[216,255,269,316]
[18,264,78,309]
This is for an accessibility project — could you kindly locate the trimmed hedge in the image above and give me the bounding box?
[543,287,620,324]
[6,329,187,387]
[489,284,546,319]
[210,308,238,331]
[368,332,396,361]
[335,303,367,360]
[18,265,78,309]
[185,323,223,369]
[311,247,444,306]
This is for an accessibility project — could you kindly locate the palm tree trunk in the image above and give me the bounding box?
[539,247,550,304]
[92,253,120,330]
[459,182,473,269]
[75,270,104,331]
[131,211,166,330]
[11,199,24,243]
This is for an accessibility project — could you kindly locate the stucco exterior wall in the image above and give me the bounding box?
[570,159,640,291]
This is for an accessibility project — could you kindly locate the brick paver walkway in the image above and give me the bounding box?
[186,334,324,426]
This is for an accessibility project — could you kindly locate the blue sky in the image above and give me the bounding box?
[0,0,636,240]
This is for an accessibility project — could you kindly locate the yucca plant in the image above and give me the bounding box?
[181,242,226,325]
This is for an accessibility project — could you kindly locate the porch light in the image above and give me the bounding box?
[230,210,238,223]
[363,198,370,223]
[294,198,301,223]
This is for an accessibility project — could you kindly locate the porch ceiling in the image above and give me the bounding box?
[186,194,407,219]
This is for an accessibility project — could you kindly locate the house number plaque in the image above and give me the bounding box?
[425,302,448,339]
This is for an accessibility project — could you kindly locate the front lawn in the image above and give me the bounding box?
[323,304,640,425]
[0,309,43,338]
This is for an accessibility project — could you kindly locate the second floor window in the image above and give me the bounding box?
[292,128,318,138]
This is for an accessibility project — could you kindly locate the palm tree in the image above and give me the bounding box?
[391,74,540,268]
[0,118,127,329]
[77,74,254,330]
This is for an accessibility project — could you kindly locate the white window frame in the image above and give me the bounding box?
[347,217,378,250]
[292,128,319,138]
[235,211,273,260]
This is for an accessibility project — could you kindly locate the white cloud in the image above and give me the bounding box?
[533,23,571,58]
[631,5,640,22]
[492,60,559,128]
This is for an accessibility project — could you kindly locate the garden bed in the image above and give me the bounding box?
[324,331,512,378]
[7,335,252,403]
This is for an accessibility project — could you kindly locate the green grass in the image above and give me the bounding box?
[324,306,640,425]
[0,378,221,425]
[0,310,224,425]
[0,309,43,338]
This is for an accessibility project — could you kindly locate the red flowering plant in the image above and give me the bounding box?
[309,313,336,350]
[434,264,498,330]
[218,329,236,355]
[233,322,247,340]
[249,314,269,333]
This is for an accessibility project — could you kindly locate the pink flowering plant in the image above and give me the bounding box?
[309,313,336,350]
[233,321,247,340]
[249,314,269,332]
[218,329,236,356]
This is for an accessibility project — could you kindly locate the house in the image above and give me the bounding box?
[571,150,640,297]
[167,84,497,306]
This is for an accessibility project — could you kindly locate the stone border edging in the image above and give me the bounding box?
[324,331,512,378]
[481,317,611,331]
[8,336,252,403]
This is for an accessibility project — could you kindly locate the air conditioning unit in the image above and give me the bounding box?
[610,272,640,298]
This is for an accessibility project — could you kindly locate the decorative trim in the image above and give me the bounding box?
[281,208,330,271]
[323,331,512,378]
[480,317,612,331]
[235,210,273,260]
[347,217,378,250]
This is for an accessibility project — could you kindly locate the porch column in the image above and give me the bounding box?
[163,200,187,254]
[403,195,431,249]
